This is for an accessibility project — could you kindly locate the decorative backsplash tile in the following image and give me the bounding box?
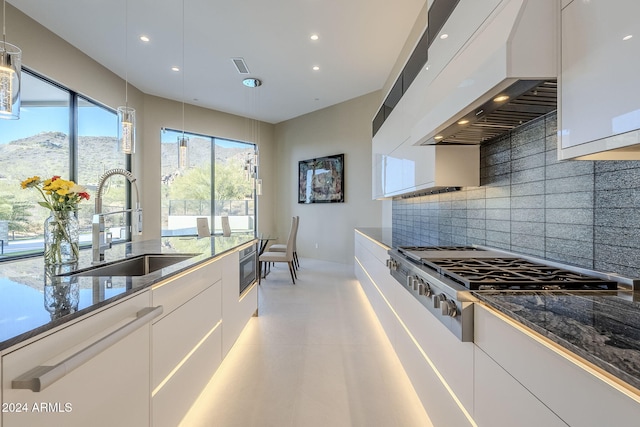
[392,111,640,278]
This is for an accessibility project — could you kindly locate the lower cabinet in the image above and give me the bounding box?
[1,291,152,427]
[151,256,223,427]
[221,246,258,357]
[473,347,566,427]
[354,230,474,427]
[354,231,640,427]
[474,304,640,427]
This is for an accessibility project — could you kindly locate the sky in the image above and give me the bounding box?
[0,106,117,144]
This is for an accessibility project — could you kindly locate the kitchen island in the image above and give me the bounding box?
[0,234,257,427]
[355,227,640,427]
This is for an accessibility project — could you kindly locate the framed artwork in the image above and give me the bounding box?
[298,153,344,204]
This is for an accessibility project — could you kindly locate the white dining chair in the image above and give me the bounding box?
[268,216,299,269]
[259,216,297,284]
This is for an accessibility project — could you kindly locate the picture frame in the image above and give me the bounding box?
[298,153,344,204]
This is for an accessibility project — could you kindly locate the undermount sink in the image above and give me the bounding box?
[60,253,200,277]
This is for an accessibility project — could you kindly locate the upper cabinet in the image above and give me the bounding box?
[559,0,640,160]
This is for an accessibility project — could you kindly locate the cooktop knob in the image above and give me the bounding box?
[441,299,458,317]
[421,282,432,297]
[406,275,415,289]
[433,293,445,309]
[414,277,422,291]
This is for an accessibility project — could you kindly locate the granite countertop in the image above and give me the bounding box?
[474,291,640,392]
[0,233,255,351]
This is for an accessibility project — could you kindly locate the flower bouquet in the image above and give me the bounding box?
[21,176,90,265]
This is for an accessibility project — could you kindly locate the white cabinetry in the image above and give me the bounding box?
[1,291,152,427]
[151,257,223,427]
[221,245,258,357]
[475,304,640,427]
[372,141,479,199]
[474,347,565,427]
[559,0,640,160]
[354,230,474,427]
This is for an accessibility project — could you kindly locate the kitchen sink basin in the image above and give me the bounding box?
[61,253,200,277]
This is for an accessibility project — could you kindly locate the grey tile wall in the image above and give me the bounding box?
[392,111,640,278]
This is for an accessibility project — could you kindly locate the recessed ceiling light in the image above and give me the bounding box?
[140,35,150,42]
[440,34,449,39]
[434,135,444,140]
[310,34,319,41]
[493,95,509,102]
[623,34,633,41]
[242,78,262,88]
[457,119,470,125]
[171,66,180,72]
[312,66,320,71]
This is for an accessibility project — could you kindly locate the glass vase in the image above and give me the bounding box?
[44,210,80,265]
[44,263,80,320]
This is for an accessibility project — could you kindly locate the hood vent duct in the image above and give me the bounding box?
[423,80,557,145]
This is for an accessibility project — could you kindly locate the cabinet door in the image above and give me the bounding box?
[152,281,222,427]
[560,0,640,152]
[221,248,257,357]
[151,257,224,427]
[2,292,152,427]
[474,347,565,427]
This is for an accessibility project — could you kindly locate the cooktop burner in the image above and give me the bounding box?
[422,257,618,290]
[398,245,483,252]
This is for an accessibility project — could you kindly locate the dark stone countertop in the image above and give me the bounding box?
[474,291,640,392]
[0,234,255,352]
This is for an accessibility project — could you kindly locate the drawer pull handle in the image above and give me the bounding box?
[12,305,163,392]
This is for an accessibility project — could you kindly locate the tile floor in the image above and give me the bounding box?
[180,258,433,427]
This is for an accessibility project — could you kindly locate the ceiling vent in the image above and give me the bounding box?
[231,58,250,74]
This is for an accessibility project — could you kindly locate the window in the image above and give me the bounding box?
[160,129,256,237]
[0,70,128,260]
[77,97,130,243]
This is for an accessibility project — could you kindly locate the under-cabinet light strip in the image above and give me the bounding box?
[152,319,222,397]
[355,256,479,427]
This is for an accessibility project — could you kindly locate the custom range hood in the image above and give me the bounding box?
[411,0,558,146]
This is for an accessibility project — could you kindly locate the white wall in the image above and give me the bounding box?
[273,92,384,264]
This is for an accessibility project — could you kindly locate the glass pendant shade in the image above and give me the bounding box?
[0,42,21,119]
[178,135,189,170]
[117,106,136,154]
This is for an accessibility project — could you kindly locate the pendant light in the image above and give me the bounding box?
[117,0,135,154]
[177,0,189,170]
[0,0,21,120]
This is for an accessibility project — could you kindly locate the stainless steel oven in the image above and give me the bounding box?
[239,243,257,295]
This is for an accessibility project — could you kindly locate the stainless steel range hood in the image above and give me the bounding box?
[409,0,558,147]
[424,80,557,145]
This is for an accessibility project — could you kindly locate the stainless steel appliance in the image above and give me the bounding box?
[239,243,257,295]
[387,245,628,342]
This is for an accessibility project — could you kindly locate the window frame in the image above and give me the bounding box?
[0,68,131,262]
[160,127,257,238]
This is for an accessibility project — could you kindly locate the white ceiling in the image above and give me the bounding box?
[8,0,425,124]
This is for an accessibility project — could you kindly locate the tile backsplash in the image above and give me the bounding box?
[392,111,640,278]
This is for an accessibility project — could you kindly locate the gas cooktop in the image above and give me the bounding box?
[394,245,619,291]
